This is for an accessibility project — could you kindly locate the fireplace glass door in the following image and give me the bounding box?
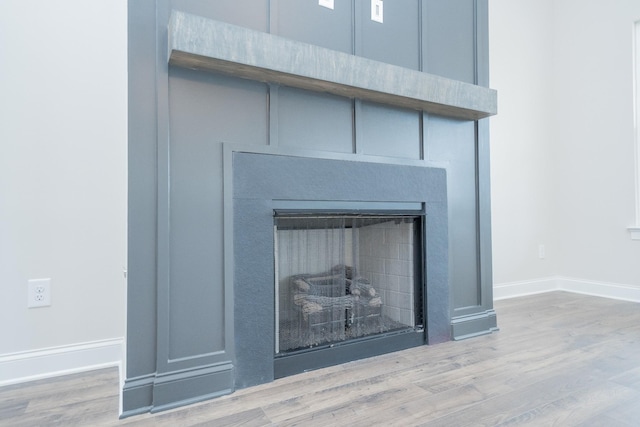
[274,214,423,355]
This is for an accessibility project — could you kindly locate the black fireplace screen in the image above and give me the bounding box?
[274,214,423,354]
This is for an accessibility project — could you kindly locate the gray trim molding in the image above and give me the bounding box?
[450,309,498,340]
[168,11,497,121]
[149,363,234,413]
[121,374,154,418]
[121,363,233,418]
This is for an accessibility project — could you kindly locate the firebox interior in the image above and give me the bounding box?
[274,212,424,365]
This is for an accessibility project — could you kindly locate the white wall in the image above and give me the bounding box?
[490,0,640,298]
[489,0,558,284]
[0,0,127,382]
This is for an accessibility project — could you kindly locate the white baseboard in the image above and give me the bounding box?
[0,338,123,387]
[494,276,640,303]
[493,276,561,300]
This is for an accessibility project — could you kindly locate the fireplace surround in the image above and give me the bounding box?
[125,1,497,417]
[232,152,448,387]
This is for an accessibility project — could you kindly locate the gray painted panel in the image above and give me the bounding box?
[424,0,476,84]
[167,142,225,358]
[168,67,269,146]
[475,2,495,315]
[358,0,420,70]
[477,119,494,308]
[425,115,479,310]
[155,0,173,375]
[272,0,353,53]
[277,86,353,153]
[358,102,421,160]
[476,0,490,88]
[167,68,268,358]
[126,0,158,381]
[170,0,268,31]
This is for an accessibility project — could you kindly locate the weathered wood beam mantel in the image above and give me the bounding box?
[168,11,497,121]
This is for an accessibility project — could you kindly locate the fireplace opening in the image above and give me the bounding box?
[274,211,425,373]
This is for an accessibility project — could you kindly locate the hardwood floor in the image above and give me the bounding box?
[2,292,639,426]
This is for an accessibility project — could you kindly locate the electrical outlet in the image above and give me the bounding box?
[319,0,334,9]
[538,244,546,260]
[28,278,51,308]
[371,0,383,23]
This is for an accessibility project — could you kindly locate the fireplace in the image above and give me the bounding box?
[233,151,449,385]
[275,213,423,359]
[124,4,498,416]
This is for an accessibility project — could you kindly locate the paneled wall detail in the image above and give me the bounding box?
[125,0,495,417]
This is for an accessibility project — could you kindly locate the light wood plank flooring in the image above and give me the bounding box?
[2,292,640,426]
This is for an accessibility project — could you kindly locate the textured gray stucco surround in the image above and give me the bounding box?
[233,152,449,388]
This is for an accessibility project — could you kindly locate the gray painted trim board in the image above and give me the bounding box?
[168,11,497,121]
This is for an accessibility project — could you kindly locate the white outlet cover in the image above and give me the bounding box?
[371,0,383,23]
[319,0,334,10]
[538,244,546,259]
[28,278,51,308]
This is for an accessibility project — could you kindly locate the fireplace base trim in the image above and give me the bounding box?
[274,329,424,379]
[450,309,499,341]
[120,362,233,417]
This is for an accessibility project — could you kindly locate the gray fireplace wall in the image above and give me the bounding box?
[125,0,495,417]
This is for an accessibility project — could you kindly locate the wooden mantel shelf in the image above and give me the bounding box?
[168,11,497,121]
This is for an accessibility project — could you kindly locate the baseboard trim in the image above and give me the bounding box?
[557,277,640,302]
[494,277,640,303]
[0,338,123,387]
[450,309,499,340]
[120,362,234,418]
[150,363,234,414]
[493,277,560,300]
[121,373,155,417]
